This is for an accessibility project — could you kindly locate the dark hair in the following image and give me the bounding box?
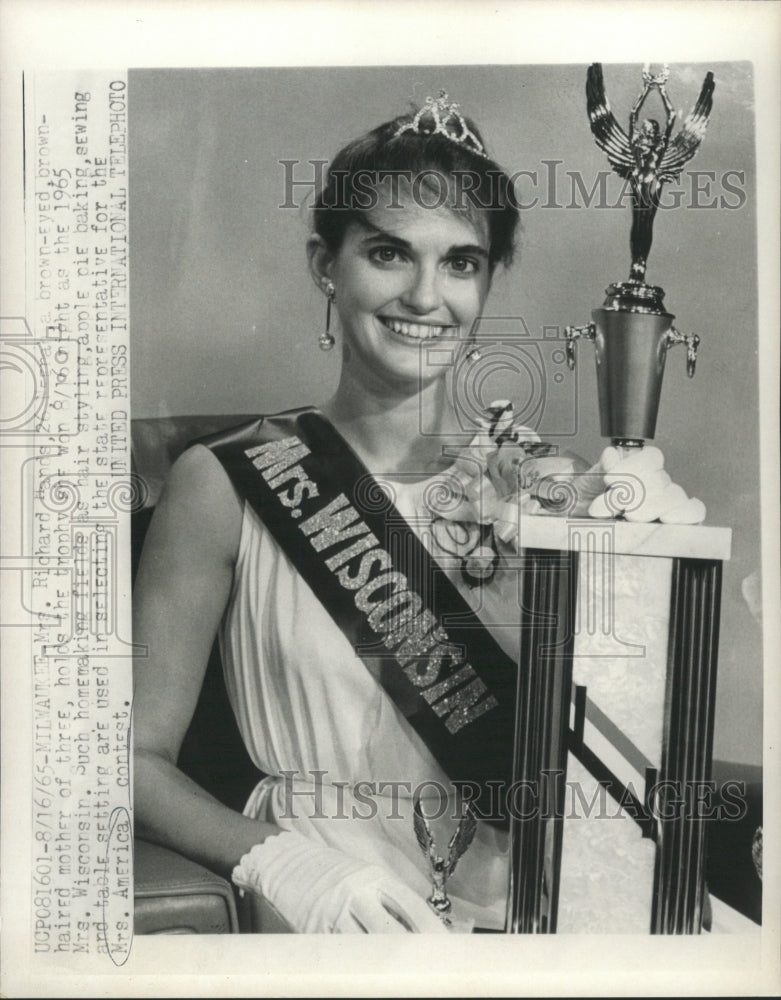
[313,107,520,271]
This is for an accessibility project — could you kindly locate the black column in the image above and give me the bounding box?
[651,557,722,933]
[506,548,578,933]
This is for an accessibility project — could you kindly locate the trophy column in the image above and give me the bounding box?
[505,548,579,933]
[508,519,731,934]
[651,556,723,933]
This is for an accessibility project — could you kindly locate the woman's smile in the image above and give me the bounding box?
[378,315,459,342]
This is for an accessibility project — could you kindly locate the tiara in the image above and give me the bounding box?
[394,90,490,159]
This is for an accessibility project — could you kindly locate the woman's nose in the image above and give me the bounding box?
[400,265,443,315]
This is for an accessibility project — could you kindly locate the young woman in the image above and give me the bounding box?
[133,93,704,934]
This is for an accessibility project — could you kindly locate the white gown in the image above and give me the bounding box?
[218,476,514,930]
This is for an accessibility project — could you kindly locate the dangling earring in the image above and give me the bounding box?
[466,344,482,362]
[319,281,336,351]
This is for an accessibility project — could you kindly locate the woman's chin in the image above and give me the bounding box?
[346,345,448,393]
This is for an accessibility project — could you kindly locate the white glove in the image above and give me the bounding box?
[232,831,449,934]
[586,446,706,524]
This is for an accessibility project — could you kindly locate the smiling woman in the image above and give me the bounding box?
[133,88,718,935]
[305,99,516,411]
[308,197,492,397]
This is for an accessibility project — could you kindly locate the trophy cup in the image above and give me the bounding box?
[565,63,715,447]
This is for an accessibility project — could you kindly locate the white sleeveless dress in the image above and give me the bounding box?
[218,476,514,930]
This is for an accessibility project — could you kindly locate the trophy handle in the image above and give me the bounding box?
[665,325,700,378]
[564,323,597,370]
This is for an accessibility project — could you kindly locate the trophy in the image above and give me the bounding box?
[413,797,477,924]
[565,63,715,447]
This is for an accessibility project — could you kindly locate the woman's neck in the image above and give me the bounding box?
[321,374,461,478]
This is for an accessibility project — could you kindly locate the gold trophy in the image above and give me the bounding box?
[565,63,714,446]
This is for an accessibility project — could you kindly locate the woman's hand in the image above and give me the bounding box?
[233,830,449,934]
[535,445,706,523]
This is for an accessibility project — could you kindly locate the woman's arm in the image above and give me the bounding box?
[132,444,280,877]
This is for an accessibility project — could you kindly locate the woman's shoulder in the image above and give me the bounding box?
[168,441,237,492]
[153,444,244,565]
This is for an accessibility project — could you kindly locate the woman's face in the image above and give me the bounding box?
[322,188,492,391]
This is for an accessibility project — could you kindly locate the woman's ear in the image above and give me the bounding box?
[306,236,335,293]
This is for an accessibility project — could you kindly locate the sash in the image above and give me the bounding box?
[201,407,521,825]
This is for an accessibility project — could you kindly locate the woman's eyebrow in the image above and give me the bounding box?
[359,229,411,250]
[356,221,489,259]
[449,244,489,259]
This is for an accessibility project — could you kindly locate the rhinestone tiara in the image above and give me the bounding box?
[394,90,489,159]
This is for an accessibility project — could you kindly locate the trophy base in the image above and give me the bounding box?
[612,437,645,449]
[603,281,668,315]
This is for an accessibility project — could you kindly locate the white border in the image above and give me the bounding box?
[1,1,779,997]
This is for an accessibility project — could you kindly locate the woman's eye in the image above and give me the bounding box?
[448,256,479,274]
[370,246,404,264]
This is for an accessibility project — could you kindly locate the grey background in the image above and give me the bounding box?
[129,63,761,767]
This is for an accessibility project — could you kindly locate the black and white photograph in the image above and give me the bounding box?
[1,2,779,996]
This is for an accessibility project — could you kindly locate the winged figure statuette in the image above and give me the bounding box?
[413,797,477,916]
[586,62,715,282]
